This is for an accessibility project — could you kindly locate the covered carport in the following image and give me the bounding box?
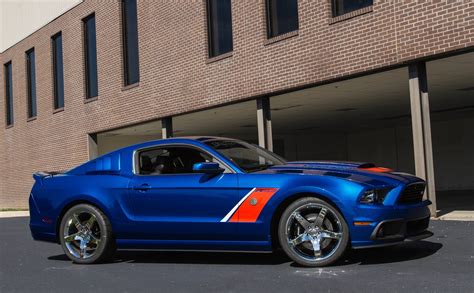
[90,52,473,217]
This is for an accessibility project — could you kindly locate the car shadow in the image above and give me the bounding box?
[49,240,442,266]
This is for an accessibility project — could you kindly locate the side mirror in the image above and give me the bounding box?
[192,162,224,174]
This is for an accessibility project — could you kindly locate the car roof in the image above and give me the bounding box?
[118,136,239,153]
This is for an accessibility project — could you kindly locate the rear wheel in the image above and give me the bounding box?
[278,197,349,267]
[59,204,115,264]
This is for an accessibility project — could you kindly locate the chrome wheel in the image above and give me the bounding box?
[285,203,343,262]
[63,212,101,259]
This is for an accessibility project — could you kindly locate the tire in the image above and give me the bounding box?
[59,204,116,264]
[278,197,349,267]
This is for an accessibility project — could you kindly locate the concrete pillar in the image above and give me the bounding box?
[87,133,98,160]
[408,62,437,216]
[257,97,273,151]
[161,117,173,139]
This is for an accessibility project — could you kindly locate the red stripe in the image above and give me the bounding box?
[360,167,393,173]
[229,188,278,223]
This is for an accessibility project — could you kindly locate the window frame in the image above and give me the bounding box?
[265,0,299,39]
[4,61,14,127]
[82,13,99,100]
[51,32,64,110]
[121,0,140,86]
[206,0,234,58]
[25,48,37,119]
[132,143,236,176]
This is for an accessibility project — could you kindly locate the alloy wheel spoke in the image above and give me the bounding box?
[64,232,81,242]
[288,233,310,247]
[85,214,97,230]
[310,236,322,256]
[72,214,83,230]
[320,230,342,240]
[89,234,101,245]
[312,208,327,228]
[79,239,88,258]
[293,212,311,230]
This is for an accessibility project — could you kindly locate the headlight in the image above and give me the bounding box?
[359,189,390,204]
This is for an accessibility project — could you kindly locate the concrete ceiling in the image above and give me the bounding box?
[98,52,473,138]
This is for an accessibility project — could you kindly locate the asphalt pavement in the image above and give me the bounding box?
[1,217,473,293]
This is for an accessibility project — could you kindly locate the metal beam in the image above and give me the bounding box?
[161,117,173,139]
[408,62,437,216]
[256,97,273,151]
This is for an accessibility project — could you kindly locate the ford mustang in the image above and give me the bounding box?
[29,137,432,266]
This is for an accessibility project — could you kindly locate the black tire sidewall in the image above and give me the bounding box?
[278,197,349,267]
[59,204,113,264]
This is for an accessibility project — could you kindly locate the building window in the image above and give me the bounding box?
[4,62,13,126]
[121,0,140,86]
[206,0,233,58]
[51,32,64,109]
[26,48,37,118]
[266,0,299,38]
[332,0,373,17]
[83,14,98,99]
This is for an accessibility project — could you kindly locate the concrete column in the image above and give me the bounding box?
[87,133,98,160]
[161,117,173,139]
[408,62,437,216]
[257,97,273,151]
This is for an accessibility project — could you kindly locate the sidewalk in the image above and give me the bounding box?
[0,211,29,218]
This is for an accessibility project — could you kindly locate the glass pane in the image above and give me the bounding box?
[52,33,64,109]
[27,50,37,118]
[84,15,98,98]
[268,0,298,38]
[207,0,233,57]
[123,0,140,85]
[4,62,14,125]
[332,0,373,17]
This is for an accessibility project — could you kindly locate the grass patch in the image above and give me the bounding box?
[0,208,29,212]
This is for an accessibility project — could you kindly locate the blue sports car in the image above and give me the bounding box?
[29,137,432,266]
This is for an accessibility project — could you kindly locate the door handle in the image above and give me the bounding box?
[133,183,151,192]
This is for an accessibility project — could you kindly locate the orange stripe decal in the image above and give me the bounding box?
[360,167,393,173]
[229,188,279,223]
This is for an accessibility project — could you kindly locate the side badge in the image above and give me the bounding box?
[249,198,258,206]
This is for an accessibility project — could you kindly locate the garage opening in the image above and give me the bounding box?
[173,100,258,142]
[92,100,259,157]
[94,120,163,156]
[270,67,416,174]
[427,52,474,216]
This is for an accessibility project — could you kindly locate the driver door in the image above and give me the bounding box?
[128,145,240,241]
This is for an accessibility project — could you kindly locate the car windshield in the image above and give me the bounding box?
[204,139,286,173]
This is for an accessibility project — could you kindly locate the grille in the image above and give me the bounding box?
[406,217,430,236]
[398,183,425,204]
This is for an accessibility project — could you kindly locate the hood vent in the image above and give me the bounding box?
[275,169,304,174]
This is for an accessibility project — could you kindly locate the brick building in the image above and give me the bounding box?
[1,0,473,216]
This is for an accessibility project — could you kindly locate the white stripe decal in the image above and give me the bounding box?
[220,188,257,222]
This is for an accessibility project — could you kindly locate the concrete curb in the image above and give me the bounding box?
[0,211,29,218]
[434,210,474,221]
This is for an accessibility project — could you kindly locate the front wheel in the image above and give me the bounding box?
[59,204,115,264]
[278,197,349,267]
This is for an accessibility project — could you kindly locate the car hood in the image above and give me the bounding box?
[257,161,423,187]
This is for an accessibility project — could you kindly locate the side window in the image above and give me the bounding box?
[138,146,228,175]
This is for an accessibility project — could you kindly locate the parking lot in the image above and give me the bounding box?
[1,217,473,293]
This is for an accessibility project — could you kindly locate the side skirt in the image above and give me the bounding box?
[115,239,273,252]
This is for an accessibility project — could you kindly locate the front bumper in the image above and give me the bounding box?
[349,200,432,248]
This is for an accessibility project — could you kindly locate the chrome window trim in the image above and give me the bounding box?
[132,143,237,175]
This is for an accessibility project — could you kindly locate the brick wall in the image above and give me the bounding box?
[0,0,473,208]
